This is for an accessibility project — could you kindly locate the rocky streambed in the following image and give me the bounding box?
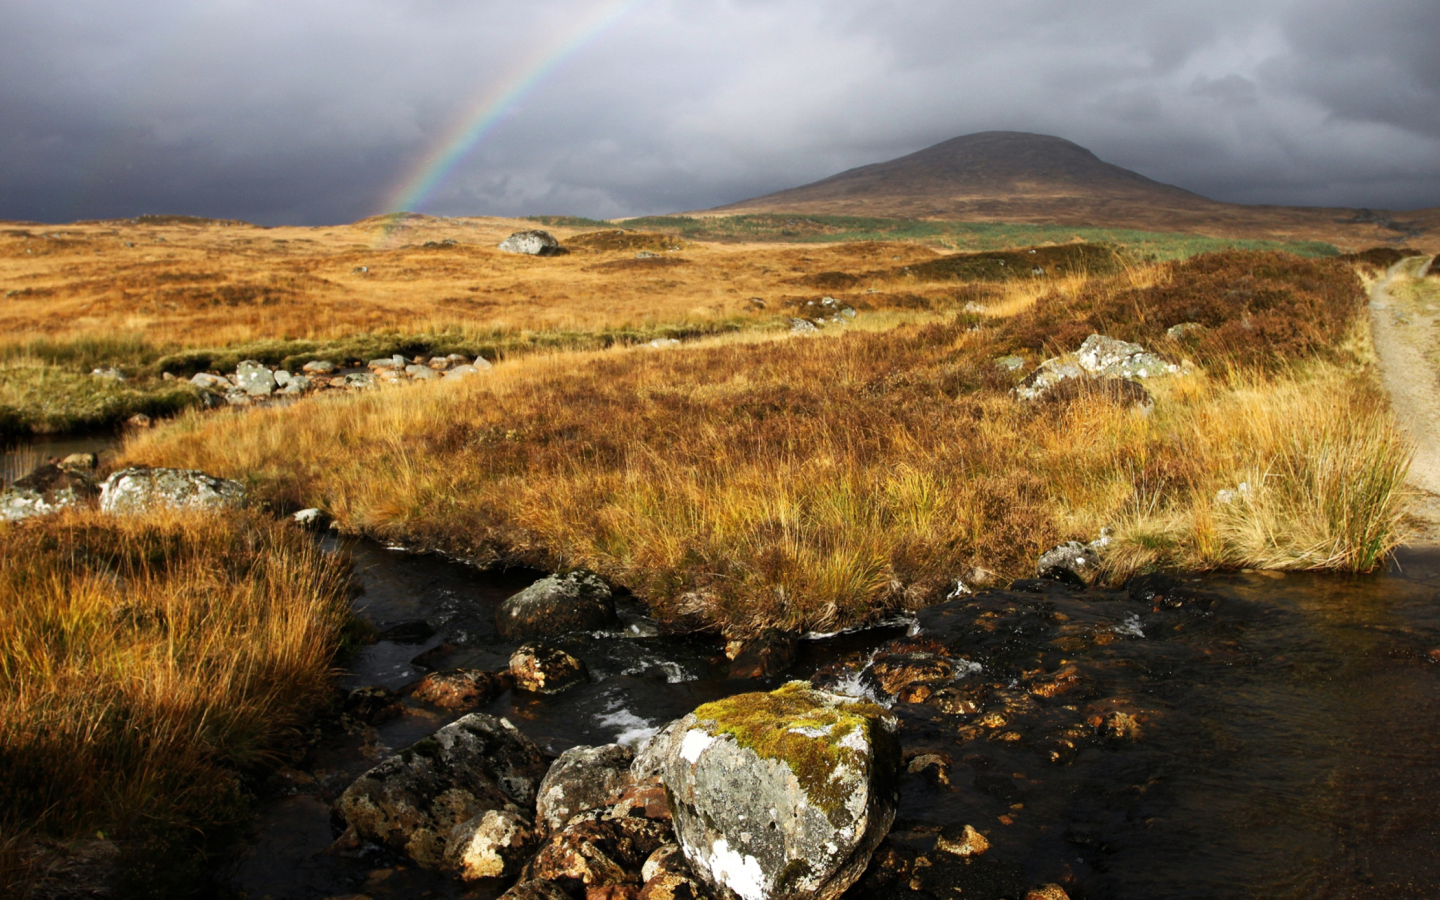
[223,537,1440,900]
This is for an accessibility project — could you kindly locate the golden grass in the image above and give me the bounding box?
[119,252,1410,637]
[0,216,955,353]
[0,509,352,894]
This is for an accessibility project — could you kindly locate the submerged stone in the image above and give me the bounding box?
[659,682,900,900]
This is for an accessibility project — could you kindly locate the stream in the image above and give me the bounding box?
[222,537,1440,900]
[4,436,1438,898]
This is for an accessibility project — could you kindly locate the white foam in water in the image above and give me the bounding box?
[595,695,660,747]
[1114,613,1146,638]
[618,655,697,684]
[800,612,918,641]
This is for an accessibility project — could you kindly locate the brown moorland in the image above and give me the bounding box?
[120,250,1411,639]
[712,132,1440,253]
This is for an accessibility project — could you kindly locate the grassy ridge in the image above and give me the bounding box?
[121,251,1409,638]
[0,510,353,895]
[604,214,1342,260]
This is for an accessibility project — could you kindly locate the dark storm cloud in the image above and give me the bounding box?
[1,0,1436,224]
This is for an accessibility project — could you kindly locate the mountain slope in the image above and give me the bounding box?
[709,132,1437,250]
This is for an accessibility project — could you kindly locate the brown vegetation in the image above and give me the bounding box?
[120,251,1409,639]
[0,509,353,895]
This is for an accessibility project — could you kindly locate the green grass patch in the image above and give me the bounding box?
[0,361,202,440]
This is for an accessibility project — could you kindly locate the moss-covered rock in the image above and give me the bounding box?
[659,682,899,900]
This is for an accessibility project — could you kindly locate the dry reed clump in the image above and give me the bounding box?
[120,249,1409,638]
[0,509,353,895]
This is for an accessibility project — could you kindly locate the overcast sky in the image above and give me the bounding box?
[2,0,1437,225]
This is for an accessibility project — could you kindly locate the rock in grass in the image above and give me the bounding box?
[535,744,636,833]
[496,571,619,641]
[189,372,231,390]
[235,359,277,396]
[659,682,900,900]
[498,230,563,256]
[99,466,246,514]
[336,713,548,868]
[510,642,589,694]
[1015,333,1177,402]
[1,463,100,521]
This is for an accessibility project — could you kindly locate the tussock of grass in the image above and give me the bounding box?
[0,509,353,894]
[120,251,1409,638]
[0,360,201,440]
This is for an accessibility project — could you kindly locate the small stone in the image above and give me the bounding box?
[274,369,293,387]
[235,359,277,396]
[125,413,152,429]
[443,364,481,379]
[511,642,589,694]
[445,809,538,882]
[161,371,176,381]
[99,466,246,514]
[497,571,618,641]
[59,453,97,471]
[90,366,125,381]
[292,507,328,529]
[1026,885,1071,900]
[428,357,450,370]
[789,318,819,333]
[336,713,549,868]
[189,372,231,390]
[536,744,636,833]
[1165,322,1206,340]
[411,669,512,710]
[406,364,439,380]
[343,373,377,389]
[935,824,989,858]
[302,359,336,374]
[726,630,797,680]
[500,881,573,900]
[994,355,1025,371]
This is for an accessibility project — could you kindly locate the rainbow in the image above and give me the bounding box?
[379,0,651,226]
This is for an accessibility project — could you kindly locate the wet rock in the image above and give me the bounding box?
[864,638,957,702]
[301,359,336,374]
[934,824,989,858]
[342,686,405,728]
[501,881,573,900]
[99,466,246,514]
[236,359,277,396]
[335,713,549,868]
[523,811,671,890]
[1,463,100,521]
[726,630,797,680]
[1027,664,1086,699]
[659,682,900,900]
[511,642,590,694]
[905,753,951,788]
[1085,699,1148,740]
[499,230,563,256]
[445,809,538,882]
[639,872,709,900]
[1026,885,1072,900]
[901,851,1027,899]
[537,744,636,832]
[411,669,512,710]
[592,886,643,900]
[497,571,619,641]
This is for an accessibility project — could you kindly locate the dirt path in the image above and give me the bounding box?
[1369,255,1440,543]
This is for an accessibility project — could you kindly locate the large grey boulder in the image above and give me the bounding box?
[535,744,635,833]
[99,466,246,514]
[496,570,619,641]
[659,682,900,900]
[336,713,549,868]
[498,230,563,256]
[235,359,277,396]
[1,463,99,521]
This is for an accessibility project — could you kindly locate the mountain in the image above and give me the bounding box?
[709,132,1438,250]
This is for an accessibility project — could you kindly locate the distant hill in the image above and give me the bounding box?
[710,132,1438,251]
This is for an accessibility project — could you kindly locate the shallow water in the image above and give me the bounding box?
[221,538,1440,899]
